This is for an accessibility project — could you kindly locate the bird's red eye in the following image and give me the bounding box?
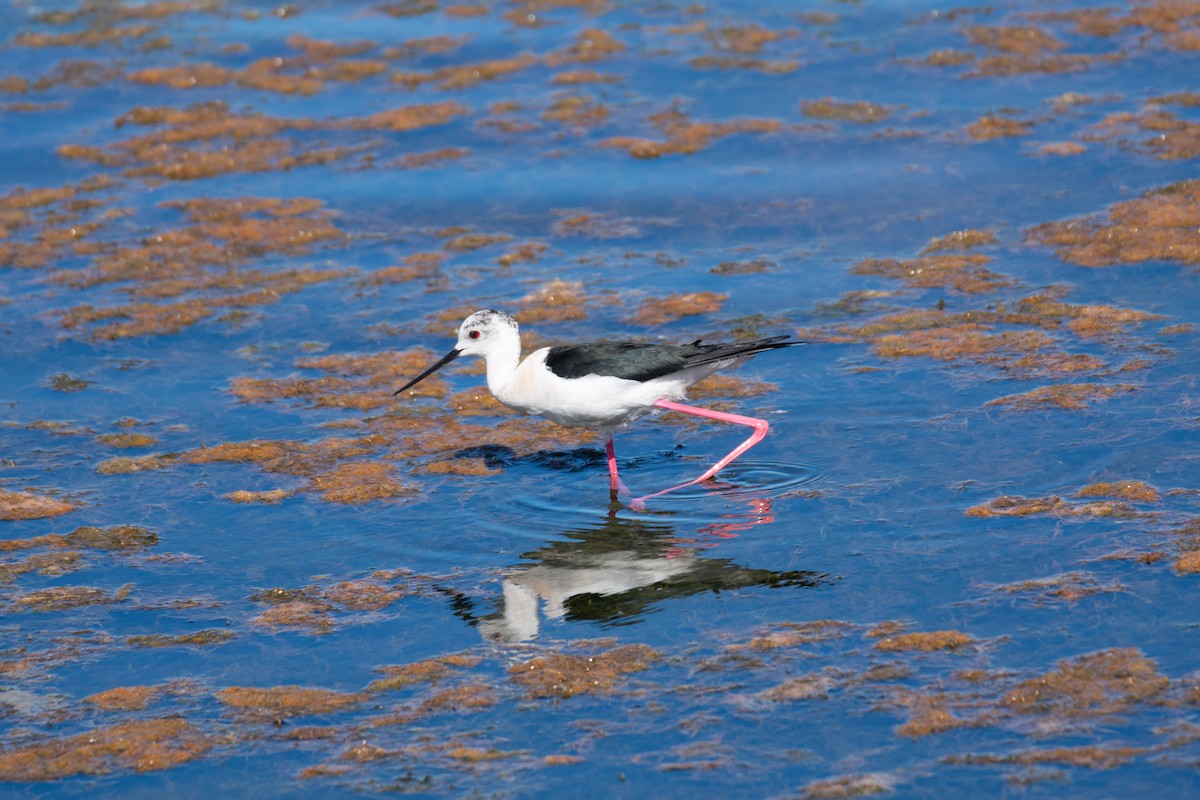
[468,330,481,340]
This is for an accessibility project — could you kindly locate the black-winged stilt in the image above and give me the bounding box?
[395,309,800,506]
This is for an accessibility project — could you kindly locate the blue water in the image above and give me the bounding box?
[3,0,1200,796]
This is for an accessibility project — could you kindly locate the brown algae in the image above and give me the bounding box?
[630,291,728,325]
[1000,648,1169,716]
[0,719,210,780]
[986,383,1137,411]
[509,643,659,698]
[873,631,974,653]
[852,254,1012,294]
[215,685,366,716]
[1028,179,1200,267]
[0,489,76,520]
[800,99,897,124]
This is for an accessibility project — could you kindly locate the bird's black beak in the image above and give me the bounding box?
[394,347,461,395]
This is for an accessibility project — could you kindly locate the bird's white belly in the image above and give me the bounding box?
[496,367,673,428]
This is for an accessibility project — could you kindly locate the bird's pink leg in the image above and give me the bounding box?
[606,432,630,495]
[630,399,769,508]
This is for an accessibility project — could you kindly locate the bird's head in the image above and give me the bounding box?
[454,309,519,358]
[394,309,519,395]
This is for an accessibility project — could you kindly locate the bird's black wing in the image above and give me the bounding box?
[544,342,692,381]
[544,336,800,382]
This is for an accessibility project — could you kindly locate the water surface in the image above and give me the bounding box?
[2,0,1200,796]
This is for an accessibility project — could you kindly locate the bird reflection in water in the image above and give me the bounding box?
[473,493,828,642]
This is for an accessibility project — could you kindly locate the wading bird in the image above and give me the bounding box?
[396,309,800,506]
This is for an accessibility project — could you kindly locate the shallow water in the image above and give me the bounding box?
[2,0,1200,796]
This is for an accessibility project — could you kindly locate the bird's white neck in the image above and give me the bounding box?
[484,334,522,397]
